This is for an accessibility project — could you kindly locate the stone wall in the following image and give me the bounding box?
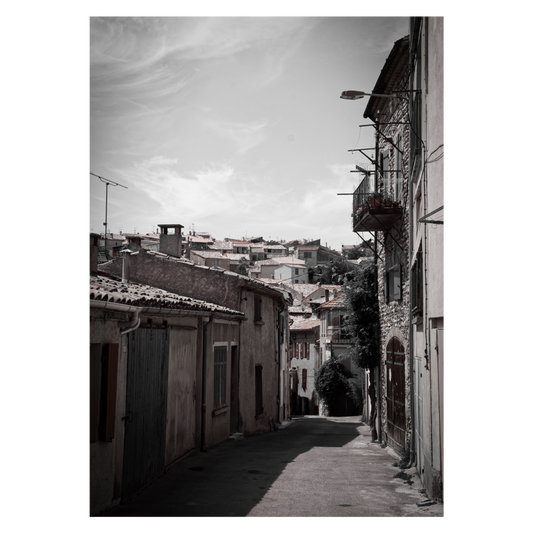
[374,76,412,454]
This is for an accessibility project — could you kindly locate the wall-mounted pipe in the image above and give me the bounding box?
[201,315,214,452]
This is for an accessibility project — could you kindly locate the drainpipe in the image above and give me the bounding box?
[119,309,141,335]
[201,315,214,451]
[89,300,141,335]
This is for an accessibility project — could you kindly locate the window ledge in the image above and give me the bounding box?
[212,406,229,417]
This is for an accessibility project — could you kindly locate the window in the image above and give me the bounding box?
[304,252,312,259]
[295,268,299,275]
[381,150,390,197]
[395,134,402,202]
[293,342,309,359]
[411,247,424,316]
[302,369,307,391]
[213,346,227,409]
[255,365,263,416]
[254,294,262,323]
[384,240,402,303]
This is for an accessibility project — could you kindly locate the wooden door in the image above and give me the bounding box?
[122,328,169,500]
[437,329,448,502]
[386,337,406,449]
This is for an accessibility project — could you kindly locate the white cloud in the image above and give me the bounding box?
[113,157,253,223]
[206,118,269,155]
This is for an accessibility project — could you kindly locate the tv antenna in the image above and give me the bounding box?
[90,172,128,254]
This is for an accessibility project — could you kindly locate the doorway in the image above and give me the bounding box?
[122,328,169,500]
[386,337,406,449]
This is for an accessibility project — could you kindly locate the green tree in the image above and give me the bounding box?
[317,259,357,285]
[235,257,248,275]
[315,356,353,415]
[343,260,381,439]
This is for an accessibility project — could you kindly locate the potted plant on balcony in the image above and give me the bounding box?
[367,192,383,209]
[383,192,394,208]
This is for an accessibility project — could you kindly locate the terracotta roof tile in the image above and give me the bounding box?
[90,275,244,316]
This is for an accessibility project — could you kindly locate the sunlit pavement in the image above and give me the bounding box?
[99,415,443,517]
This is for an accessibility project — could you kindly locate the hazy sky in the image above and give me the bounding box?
[90,17,409,249]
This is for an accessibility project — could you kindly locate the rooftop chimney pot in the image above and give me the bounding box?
[158,224,184,258]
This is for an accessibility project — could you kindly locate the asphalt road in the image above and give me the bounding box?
[99,415,443,517]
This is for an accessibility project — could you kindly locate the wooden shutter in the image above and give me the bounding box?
[393,264,402,301]
[255,365,263,416]
[254,295,262,322]
[99,343,119,442]
[382,151,390,195]
[214,346,227,409]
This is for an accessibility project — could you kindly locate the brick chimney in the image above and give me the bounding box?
[158,224,184,258]
[90,233,100,275]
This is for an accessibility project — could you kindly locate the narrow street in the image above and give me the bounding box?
[99,415,443,517]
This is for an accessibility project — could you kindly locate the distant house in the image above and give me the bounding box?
[249,258,282,279]
[302,284,342,313]
[272,256,308,282]
[224,253,251,272]
[183,233,214,257]
[315,291,355,415]
[297,241,343,268]
[210,240,234,255]
[273,261,308,284]
[289,317,321,416]
[190,249,231,270]
[226,240,250,255]
[250,245,266,262]
[264,244,288,257]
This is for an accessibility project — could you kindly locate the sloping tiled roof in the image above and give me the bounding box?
[90,275,244,316]
[190,250,226,259]
[317,291,348,310]
[290,317,320,331]
[363,35,409,121]
[271,256,307,267]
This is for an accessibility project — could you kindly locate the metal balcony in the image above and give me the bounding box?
[352,175,403,232]
[326,326,352,344]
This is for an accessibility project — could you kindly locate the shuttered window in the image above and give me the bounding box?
[255,365,263,416]
[98,344,119,442]
[214,346,227,409]
[384,241,402,303]
[254,294,262,323]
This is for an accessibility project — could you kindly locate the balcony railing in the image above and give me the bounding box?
[326,326,352,344]
[352,174,403,232]
[352,174,376,213]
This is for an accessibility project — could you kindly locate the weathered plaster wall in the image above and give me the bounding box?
[239,291,279,435]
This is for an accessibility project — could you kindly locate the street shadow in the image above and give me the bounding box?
[99,416,365,517]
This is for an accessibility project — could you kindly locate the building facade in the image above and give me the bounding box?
[348,17,443,501]
[408,16,444,501]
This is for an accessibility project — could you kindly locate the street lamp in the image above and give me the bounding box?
[340,90,410,101]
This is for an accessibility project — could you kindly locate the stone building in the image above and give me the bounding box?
[359,34,412,455]
[347,17,443,502]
